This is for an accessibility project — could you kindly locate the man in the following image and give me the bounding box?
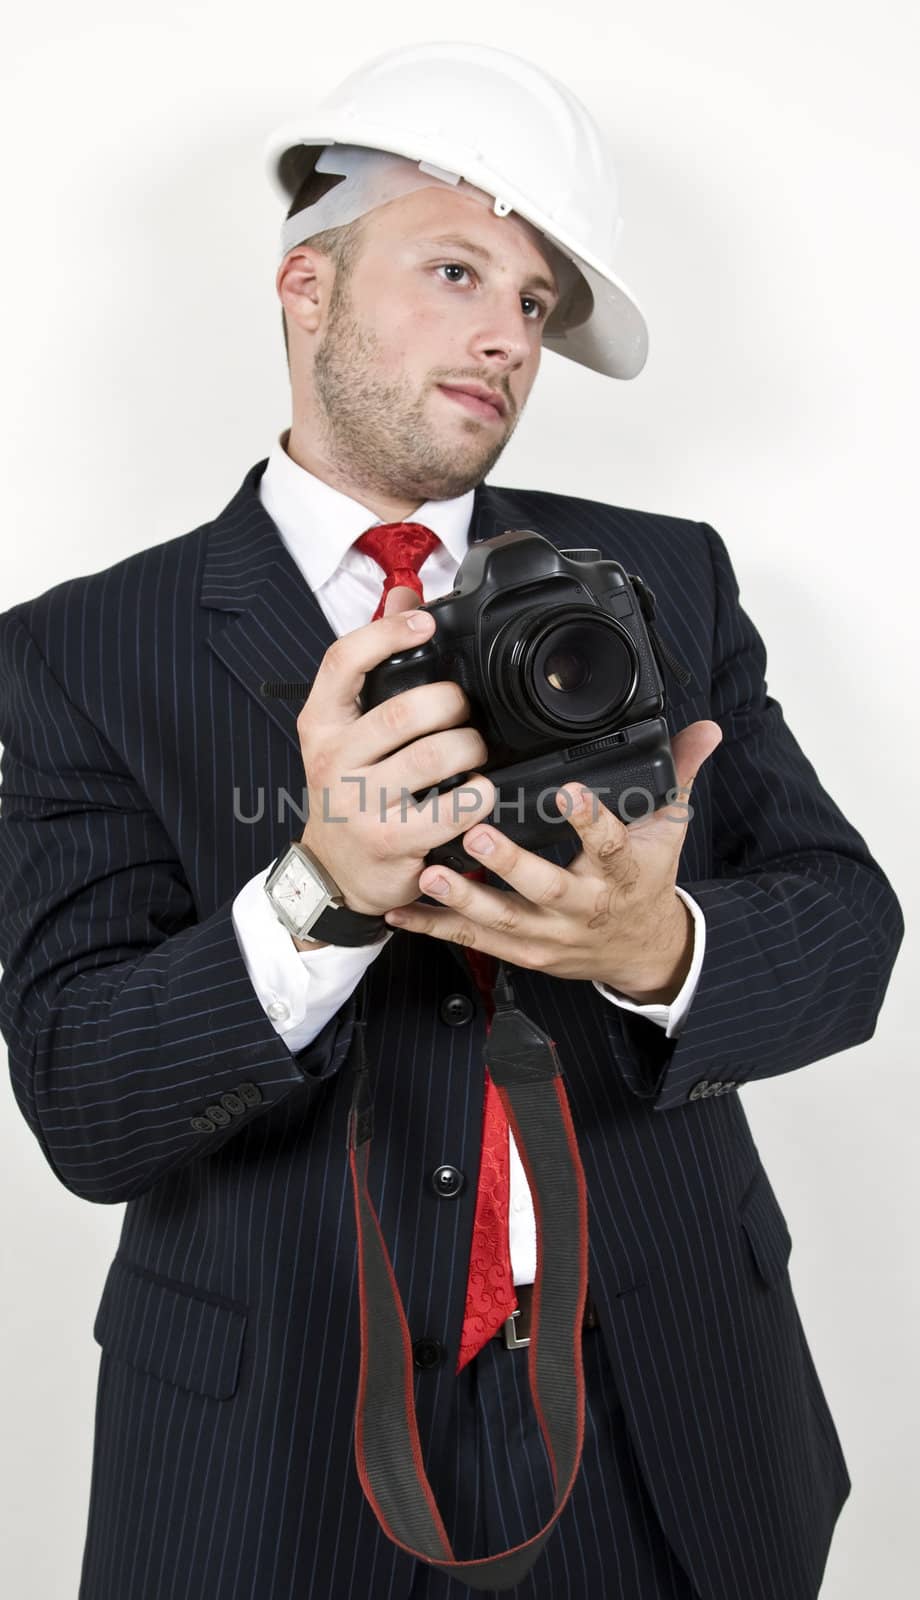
[0,41,902,1600]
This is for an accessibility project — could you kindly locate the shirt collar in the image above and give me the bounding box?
[259,428,476,591]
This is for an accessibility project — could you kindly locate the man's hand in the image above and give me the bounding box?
[294,587,495,918]
[382,721,723,1002]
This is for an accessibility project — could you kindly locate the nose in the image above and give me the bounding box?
[468,286,535,374]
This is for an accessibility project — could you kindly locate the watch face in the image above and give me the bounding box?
[273,858,328,928]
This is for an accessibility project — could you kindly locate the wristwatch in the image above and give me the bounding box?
[264,841,389,946]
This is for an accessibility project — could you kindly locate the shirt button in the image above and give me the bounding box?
[512,1195,525,1213]
[267,999,290,1023]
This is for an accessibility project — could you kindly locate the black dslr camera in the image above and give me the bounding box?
[360,529,686,872]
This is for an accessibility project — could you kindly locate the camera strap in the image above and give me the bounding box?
[346,964,590,1592]
[628,574,693,692]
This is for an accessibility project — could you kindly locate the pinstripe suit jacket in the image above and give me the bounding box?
[0,458,903,1600]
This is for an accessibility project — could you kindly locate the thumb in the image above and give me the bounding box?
[636,719,721,839]
[669,719,723,802]
[382,585,424,617]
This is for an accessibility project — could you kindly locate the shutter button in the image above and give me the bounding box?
[430,1164,465,1199]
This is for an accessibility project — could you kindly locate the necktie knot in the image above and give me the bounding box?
[354,521,441,620]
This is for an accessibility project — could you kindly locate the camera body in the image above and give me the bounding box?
[360,529,679,872]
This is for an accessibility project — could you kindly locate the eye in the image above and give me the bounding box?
[436,263,548,322]
[437,262,474,287]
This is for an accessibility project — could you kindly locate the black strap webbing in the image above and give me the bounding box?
[346,965,590,1591]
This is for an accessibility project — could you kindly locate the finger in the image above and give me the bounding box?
[555,783,637,883]
[370,722,488,799]
[382,584,425,616]
[413,864,537,939]
[302,606,436,724]
[347,680,480,770]
[379,770,498,854]
[424,820,578,914]
[312,767,496,858]
[383,899,534,968]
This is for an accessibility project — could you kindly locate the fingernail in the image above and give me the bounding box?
[467,830,493,854]
[558,786,582,813]
[427,874,450,895]
[406,611,434,632]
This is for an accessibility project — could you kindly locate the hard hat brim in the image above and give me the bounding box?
[263,121,649,380]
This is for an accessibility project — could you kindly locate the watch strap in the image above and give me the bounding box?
[305,901,389,946]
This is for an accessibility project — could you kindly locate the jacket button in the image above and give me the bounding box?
[191,1115,216,1133]
[220,1091,245,1116]
[440,993,473,1027]
[205,1103,231,1127]
[430,1164,465,1199]
[238,1082,263,1107]
[412,1337,446,1371]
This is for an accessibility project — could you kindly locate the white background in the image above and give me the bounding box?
[1,4,916,1595]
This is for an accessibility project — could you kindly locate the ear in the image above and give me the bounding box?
[276,245,333,338]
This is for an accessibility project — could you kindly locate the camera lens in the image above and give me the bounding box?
[543,647,589,694]
[492,607,639,734]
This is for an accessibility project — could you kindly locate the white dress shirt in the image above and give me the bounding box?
[231,429,706,1286]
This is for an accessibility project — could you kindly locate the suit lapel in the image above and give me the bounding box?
[200,459,332,751]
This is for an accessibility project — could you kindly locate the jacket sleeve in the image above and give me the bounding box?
[599,521,904,1111]
[0,605,357,1205]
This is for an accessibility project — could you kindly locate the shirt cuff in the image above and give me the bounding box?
[590,886,706,1039]
[231,864,392,1053]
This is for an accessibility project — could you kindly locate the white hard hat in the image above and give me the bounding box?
[263,41,649,380]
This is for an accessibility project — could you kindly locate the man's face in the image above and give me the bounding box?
[307,184,563,505]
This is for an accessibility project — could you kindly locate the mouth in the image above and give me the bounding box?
[437,384,507,423]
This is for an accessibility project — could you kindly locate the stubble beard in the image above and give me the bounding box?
[312,277,517,505]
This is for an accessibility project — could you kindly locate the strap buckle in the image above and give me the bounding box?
[502,1308,530,1349]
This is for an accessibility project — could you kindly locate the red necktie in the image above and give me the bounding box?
[455,925,519,1371]
[355,521,518,1372]
[353,521,441,618]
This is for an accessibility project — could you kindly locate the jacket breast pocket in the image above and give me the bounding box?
[93,1255,247,1400]
[739,1162,793,1288]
